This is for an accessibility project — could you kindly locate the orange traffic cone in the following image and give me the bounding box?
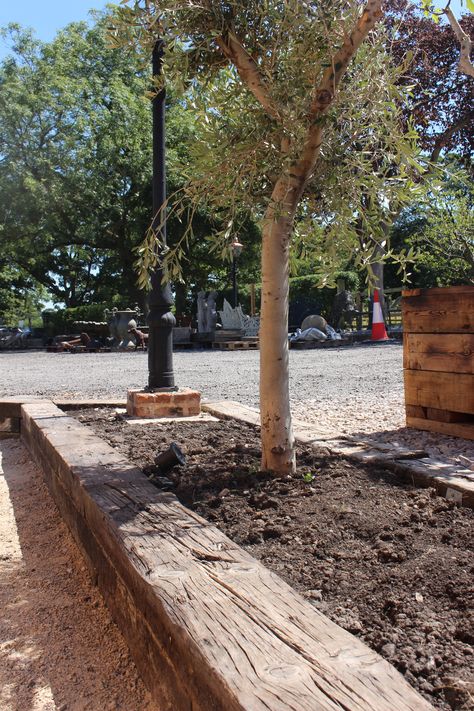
[371,289,388,341]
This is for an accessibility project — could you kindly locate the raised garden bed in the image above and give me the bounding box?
[403,286,474,441]
[18,400,434,711]
[75,407,474,711]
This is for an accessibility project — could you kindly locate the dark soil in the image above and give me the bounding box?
[75,408,474,711]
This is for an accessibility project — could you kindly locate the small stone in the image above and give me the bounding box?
[218,488,230,498]
[381,643,396,657]
[306,589,323,602]
[415,592,424,603]
[347,618,363,633]
[422,656,436,674]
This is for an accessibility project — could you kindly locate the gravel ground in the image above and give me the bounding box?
[0,343,472,467]
[0,439,158,711]
[0,343,403,407]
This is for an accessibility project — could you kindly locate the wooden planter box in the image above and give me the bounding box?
[402,286,474,440]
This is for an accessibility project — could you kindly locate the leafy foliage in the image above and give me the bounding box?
[110,1,422,289]
[390,1,473,163]
[0,16,262,314]
[391,164,474,286]
[0,18,153,307]
[0,263,46,326]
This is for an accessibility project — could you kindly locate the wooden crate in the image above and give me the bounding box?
[402,286,474,440]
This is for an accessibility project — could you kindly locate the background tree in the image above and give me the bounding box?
[389,162,474,286]
[0,19,152,307]
[362,1,474,301]
[0,17,261,317]
[0,262,46,326]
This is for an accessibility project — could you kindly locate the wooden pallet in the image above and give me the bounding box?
[406,404,474,440]
[173,342,196,350]
[212,340,259,350]
[290,338,350,350]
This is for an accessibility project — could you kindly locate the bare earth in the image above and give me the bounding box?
[0,438,159,711]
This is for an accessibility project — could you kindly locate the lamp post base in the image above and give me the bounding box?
[127,387,201,419]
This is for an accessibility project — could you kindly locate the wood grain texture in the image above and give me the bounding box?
[403,333,474,373]
[404,370,474,415]
[406,416,474,441]
[402,287,474,334]
[20,401,433,711]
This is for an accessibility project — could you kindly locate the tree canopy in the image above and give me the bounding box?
[0,16,262,315]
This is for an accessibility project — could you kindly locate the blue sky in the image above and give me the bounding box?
[0,0,467,58]
[0,0,112,59]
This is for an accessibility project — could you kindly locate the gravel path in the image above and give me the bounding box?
[0,344,472,467]
[0,343,403,409]
[0,439,158,711]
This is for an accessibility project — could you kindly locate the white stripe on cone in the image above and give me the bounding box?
[373,300,384,324]
[371,289,388,340]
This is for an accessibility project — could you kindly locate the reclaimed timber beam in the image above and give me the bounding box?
[402,286,474,334]
[404,370,474,415]
[20,401,433,711]
[403,333,474,374]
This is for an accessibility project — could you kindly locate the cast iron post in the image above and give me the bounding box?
[230,239,243,308]
[232,255,237,308]
[148,40,176,390]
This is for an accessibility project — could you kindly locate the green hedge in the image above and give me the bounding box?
[42,303,109,335]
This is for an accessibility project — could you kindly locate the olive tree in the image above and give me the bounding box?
[111,1,420,473]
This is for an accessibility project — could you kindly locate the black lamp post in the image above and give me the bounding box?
[231,238,243,308]
[147,40,176,390]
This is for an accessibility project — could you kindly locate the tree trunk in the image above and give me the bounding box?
[260,210,295,474]
[371,244,385,308]
[174,281,188,318]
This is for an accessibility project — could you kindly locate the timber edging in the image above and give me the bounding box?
[17,399,433,711]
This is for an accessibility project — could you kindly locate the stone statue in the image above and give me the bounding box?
[330,290,359,330]
[197,291,207,333]
[219,298,260,336]
[197,291,219,333]
[219,299,245,330]
[206,291,218,333]
[104,307,138,349]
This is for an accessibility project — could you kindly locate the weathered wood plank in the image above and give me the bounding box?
[402,287,474,333]
[404,370,474,415]
[403,333,474,373]
[426,407,471,423]
[406,404,474,424]
[0,397,48,418]
[405,404,427,419]
[406,416,474,441]
[402,286,474,297]
[21,401,433,711]
[202,401,261,426]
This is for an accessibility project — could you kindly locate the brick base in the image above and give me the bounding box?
[127,388,201,418]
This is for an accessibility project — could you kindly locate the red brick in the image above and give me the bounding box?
[127,388,201,418]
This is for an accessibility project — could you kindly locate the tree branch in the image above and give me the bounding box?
[289,0,384,194]
[444,7,474,79]
[215,33,281,122]
[430,111,473,162]
[309,0,384,119]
